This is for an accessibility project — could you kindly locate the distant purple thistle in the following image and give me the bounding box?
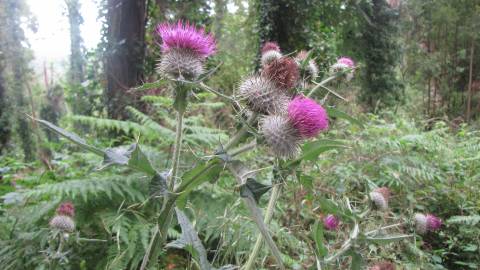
[261,42,281,54]
[337,57,355,68]
[323,214,339,230]
[156,21,216,58]
[287,96,329,138]
[426,214,442,231]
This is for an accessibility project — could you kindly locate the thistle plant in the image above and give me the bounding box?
[32,20,447,270]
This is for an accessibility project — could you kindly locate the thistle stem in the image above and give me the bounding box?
[227,164,285,270]
[228,140,257,157]
[244,184,282,270]
[224,112,258,151]
[170,110,185,189]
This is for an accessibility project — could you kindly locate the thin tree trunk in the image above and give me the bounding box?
[466,38,475,122]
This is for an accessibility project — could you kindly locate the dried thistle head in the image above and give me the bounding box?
[260,115,301,159]
[262,57,300,93]
[238,75,290,114]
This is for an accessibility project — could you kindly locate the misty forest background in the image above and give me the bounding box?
[0,0,480,269]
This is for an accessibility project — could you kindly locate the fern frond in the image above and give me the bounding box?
[23,174,148,202]
[447,215,480,225]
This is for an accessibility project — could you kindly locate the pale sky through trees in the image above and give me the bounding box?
[25,0,102,70]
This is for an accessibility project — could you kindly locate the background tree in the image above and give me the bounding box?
[2,0,36,161]
[358,0,404,109]
[65,0,91,118]
[105,0,147,119]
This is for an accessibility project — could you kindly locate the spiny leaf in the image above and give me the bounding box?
[239,178,272,204]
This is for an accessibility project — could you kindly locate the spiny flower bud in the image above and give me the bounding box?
[56,202,75,217]
[50,215,75,232]
[414,213,442,234]
[262,57,300,93]
[369,261,396,270]
[261,42,282,66]
[369,187,390,211]
[238,76,290,114]
[287,96,329,138]
[156,21,216,80]
[157,48,204,80]
[323,214,339,230]
[295,50,318,80]
[260,115,301,159]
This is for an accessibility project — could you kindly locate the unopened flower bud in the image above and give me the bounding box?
[260,115,301,159]
[369,187,391,211]
[238,76,289,114]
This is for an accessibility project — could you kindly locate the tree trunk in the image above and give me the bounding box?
[466,37,475,122]
[0,48,10,153]
[66,0,85,85]
[105,0,147,119]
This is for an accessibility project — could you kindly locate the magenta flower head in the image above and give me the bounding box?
[56,202,75,217]
[157,21,216,58]
[261,42,280,54]
[414,213,442,234]
[323,214,339,230]
[337,57,355,68]
[261,42,282,66]
[287,96,329,138]
[156,21,216,80]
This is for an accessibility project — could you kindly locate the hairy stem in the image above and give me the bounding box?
[170,110,185,189]
[227,164,285,270]
[244,184,282,270]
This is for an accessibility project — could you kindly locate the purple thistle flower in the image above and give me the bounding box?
[323,214,339,230]
[156,21,216,58]
[337,57,355,68]
[56,202,75,217]
[414,213,442,234]
[426,214,442,231]
[287,96,329,138]
[261,42,281,54]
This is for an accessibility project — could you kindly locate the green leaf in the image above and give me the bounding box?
[348,249,364,270]
[128,144,156,175]
[312,220,328,258]
[176,159,223,209]
[35,118,104,156]
[317,197,355,220]
[102,144,156,176]
[166,208,212,270]
[365,234,413,244]
[239,178,272,204]
[326,107,364,128]
[285,139,347,167]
